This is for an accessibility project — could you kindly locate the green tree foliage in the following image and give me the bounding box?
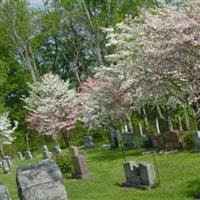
[0,0,158,151]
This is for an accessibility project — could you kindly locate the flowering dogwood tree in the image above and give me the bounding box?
[24,73,77,140]
[80,1,200,132]
[133,1,200,127]
[79,21,137,131]
[0,112,18,156]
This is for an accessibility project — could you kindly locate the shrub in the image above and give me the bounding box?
[54,152,72,175]
[183,132,195,150]
[141,135,153,149]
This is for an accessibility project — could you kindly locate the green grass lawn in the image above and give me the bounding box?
[1,148,200,200]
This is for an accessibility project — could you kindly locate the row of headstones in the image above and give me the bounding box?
[83,134,136,149]
[152,130,184,151]
[0,146,156,199]
[40,145,62,159]
[16,145,62,161]
[0,146,63,175]
[108,129,192,150]
[82,131,200,151]
[152,130,200,151]
[0,151,33,175]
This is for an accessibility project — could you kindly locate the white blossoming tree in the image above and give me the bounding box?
[0,112,18,157]
[79,20,137,132]
[133,1,200,129]
[23,72,77,142]
[79,1,200,133]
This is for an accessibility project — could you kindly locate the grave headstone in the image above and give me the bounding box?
[24,151,32,160]
[70,146,90,179]
[83,136,95,148]
[3,156,12,169]
[140,135,149,147]
[16,160,68,200]
[108,129,121,149]
[17,152,24,160]
[123,161,141,186]
[0,182,11,200]
[152,134,164,151]
[139,162,156,187]
[41,145,48,152]
[2,159,9,174]
[122,133,135,148]
[193,131,200,151]
[123,161,156,189]
[42,150,51,160]
[169,130,183,150]
[52,146,62,155]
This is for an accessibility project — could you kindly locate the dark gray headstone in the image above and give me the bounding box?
[108,129,121,149]
[16,160,68,200]
[70,146,90,179]
[83,136,95,148]
[0,182,11,200]
[24,151,32,160]
[123,161,141,186]
[139,162,156,187]
[123,161,156,189]
[122,133,135,148]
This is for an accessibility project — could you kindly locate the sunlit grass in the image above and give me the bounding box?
[1,148,200,200]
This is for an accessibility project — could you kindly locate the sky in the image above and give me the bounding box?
[30,0,44,8]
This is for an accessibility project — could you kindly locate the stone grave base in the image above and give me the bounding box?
[72,172,91,179]
[121,182,156,190]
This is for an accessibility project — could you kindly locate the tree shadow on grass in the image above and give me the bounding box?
[186,179,200,199]
[89,148,143,162]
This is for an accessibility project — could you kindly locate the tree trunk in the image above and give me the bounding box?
[142,107,149,127]
[183,104,190,131]
[26,132,30,151]
[156,118,161,134]
[0,144,5,158]
[178,115,183,132]
[125,114,133,133]
[81,0,104,65]
[62,131,69,148]
[139,123,144,136]
[166,105,173,132]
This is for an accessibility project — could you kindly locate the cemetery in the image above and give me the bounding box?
[1,0,200,199]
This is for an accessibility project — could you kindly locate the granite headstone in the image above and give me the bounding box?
[16,160,68,200]
[169,130,183,150]
[0,182,11,200]
[70,146,90,179]
[152,134,164,151]
[83,136,95,148]
[123,161,156,189]
[108,129,121,149]
[24,151,32,160]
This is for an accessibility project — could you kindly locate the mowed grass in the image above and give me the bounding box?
[1,148,200,200]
